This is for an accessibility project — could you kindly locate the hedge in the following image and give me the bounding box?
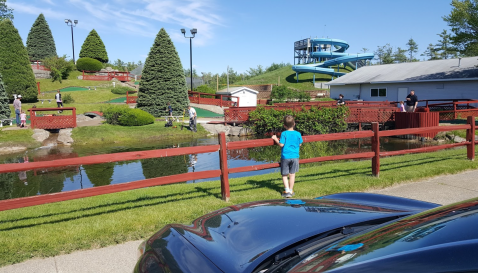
[76,57,103,72]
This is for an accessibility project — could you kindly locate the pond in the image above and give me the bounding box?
[0,135,446,200]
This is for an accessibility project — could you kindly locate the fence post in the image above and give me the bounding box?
[372,122,380,177]
[73,107,77,128]
[198,93,201,104]
[37,82,40,95]
[29,109,34,129]
[220,95,223,107]
[453,102,457,119]
[218,132,230,201]
[467,116,475,161]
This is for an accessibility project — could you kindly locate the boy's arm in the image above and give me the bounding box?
[271,135,284,147]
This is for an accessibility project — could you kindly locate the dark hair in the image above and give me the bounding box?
[283,115,295,129]
[339,94,344,97]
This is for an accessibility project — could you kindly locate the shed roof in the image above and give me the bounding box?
[216,86,259,95]
[329,57,478,85]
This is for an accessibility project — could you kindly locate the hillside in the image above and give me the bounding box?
[235,64,354,91]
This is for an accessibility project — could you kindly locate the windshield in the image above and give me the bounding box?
[289,200,478,272]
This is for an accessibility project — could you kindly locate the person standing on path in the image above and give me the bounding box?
[167,102,173,116]
[272,115,303,198]
[13,95,22,127]
[188,105,197,132]
[55,90,63,113]
[406,90,418,112]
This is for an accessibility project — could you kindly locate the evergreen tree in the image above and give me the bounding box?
[26,14,57,61]
[443,0,478,56]
[0,0,13,22]
[436,29,457,59]
[0,20,37,102]
[393,47,408,63]
[0,73,10,120]
[406,38,419,62]
[137,28,189,117]
[79,29,109,63]
[421,43,441,60]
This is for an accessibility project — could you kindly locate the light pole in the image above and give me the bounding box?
[64,19,78,63]
[181,28,197,91]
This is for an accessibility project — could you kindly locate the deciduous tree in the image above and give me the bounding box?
[0,0,13,22]
[443,0,478,56]
[137,28,189,117]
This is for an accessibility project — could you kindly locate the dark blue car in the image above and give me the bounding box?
[134,193,478,273]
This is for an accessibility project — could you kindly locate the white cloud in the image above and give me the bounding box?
[9,2,69,19]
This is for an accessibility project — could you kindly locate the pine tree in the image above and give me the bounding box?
[0,73,10,119]
[79,29,108,63]
[26,13,57,61]
[0,20,37,102]
[137,28,189,117]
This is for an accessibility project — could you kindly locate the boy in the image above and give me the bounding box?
[56,90,63,113]
[272,115,303,198]
[188,105,197,132]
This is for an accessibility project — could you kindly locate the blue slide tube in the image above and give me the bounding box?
[292,38,374,80]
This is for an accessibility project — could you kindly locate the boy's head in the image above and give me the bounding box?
[283,115,295,129]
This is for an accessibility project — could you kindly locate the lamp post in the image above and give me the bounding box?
[181,28,197,91]
[64,19,78,64]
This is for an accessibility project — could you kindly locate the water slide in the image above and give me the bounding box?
[292,38,374,79]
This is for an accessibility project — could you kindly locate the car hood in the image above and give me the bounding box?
[160,193,437,273]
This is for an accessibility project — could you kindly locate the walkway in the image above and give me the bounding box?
[1,169,477,273]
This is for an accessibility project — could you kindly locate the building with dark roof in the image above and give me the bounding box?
[328,57,478,103]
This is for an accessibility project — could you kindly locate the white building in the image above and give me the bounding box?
[328,57,478,105]
[216,86,259,107]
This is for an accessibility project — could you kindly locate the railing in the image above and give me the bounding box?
[395,112,440,138]
[82,71,130,81]
[224,105,399,124]
[126,91,138,104]
[31,61,49,71]
[0,117,476,212]
[424,100,478,120]
[29,107,76,129]
[188,91,239,107]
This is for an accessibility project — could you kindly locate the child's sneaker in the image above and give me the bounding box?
[289,191,295,197]
[281,191,290,198]
[285,192,293,198]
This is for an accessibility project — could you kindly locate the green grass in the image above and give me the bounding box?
[0,128,39,149]
[195,107,224,117]
[37,71,111,92]
[72,121,209,145]
[234,64,354,91]
[0,147,477,266]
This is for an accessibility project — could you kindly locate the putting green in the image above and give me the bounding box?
[106,97,127,103]
[195,107,223,118]
[59,87,90,92]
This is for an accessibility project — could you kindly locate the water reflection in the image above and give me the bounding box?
[0,136,448,200]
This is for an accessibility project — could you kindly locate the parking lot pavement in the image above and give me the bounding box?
[1,170,478,272]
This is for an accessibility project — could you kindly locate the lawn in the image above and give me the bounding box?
[0,147,477,266]
[0,128,39,149]
[72,121,209,145]
[234,64,354,91]
[36,71,111,92]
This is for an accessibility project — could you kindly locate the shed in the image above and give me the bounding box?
[328,57,478,105]
[216,86,259,107]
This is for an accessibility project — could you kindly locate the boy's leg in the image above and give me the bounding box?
[282,175,289,190]
[288,159,299,195]
[289,173,296,192]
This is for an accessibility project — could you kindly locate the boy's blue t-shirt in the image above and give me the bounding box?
[279,130,303,159]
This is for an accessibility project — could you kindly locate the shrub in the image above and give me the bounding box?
[111,86,135,95]
[62,93,74,104]
[43,55,75,83]
[118,108,155,126]
[76,57,103,72]
[248,106,349,135]
[102,105,154,126]
[270,85,290,102]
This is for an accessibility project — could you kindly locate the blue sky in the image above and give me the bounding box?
[10,0,454,74]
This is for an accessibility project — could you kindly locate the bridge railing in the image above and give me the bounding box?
[29,107,76,129]
[0,117,475,211]
[82,71,130,82]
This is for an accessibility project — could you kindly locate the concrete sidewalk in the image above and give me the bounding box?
[1,170,478,273]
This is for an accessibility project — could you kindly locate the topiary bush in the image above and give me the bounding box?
[76,57,103,72]
[111,86,135,95]
[79,29,108,63]
[118,108,154,126]
[102,105,154,126]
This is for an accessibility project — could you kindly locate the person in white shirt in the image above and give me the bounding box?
[55,90,63,113]
[188,105,197,132]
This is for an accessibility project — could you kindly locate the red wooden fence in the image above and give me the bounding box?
[126,91,138,104]
[224,106,398,124]
[0,117,476,211]
[188,91,239,107]
[29,107,77,129]
[31,61,49,71]
[82,71,130,82]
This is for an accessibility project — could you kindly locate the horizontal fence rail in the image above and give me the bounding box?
[0,117,475,211]
[82,71,130,81]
